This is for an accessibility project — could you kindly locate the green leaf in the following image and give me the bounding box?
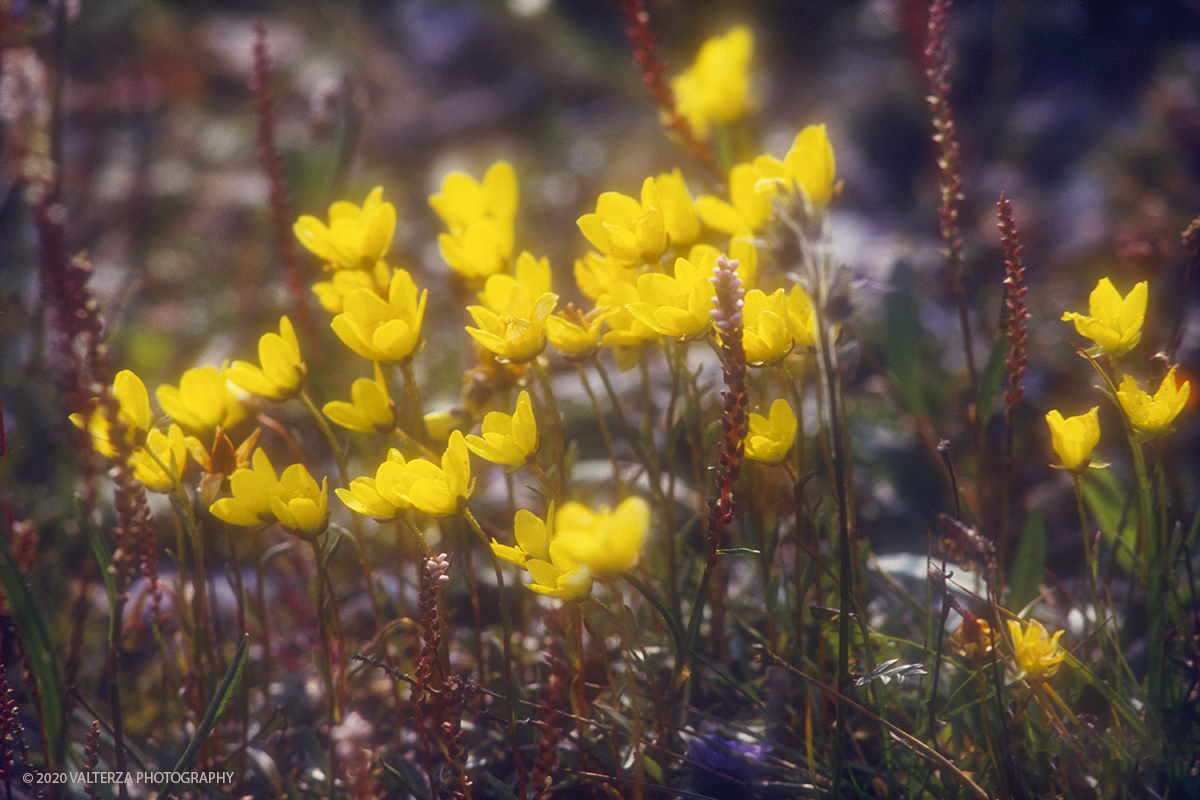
[482,773,521,800]
[1007,508,1046,611]
[1082,468,1137,574]
[0,529,64,768]
[156,633,249,800]
[884,262,924,414]
[381,757,431,800]
[716,547,761,556]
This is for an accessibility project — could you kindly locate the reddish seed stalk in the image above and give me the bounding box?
[619,0,722,178]
[999,193,1027,425]
[708,255,748,564]
[252,19,318,354]
[925,0,977,391]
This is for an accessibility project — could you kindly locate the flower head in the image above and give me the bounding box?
[948,613,995,664]
[1061,278,1147,358]
[671,26,754,138]
[270,463,329,539]
[1045,407,1101,471]
[695,161,774,236]
[547,305,607,361]
[156,366,246,433]
[465,390,539,467]
[1007,618,1065,681]
[744,399,797,466]
[554,495,650,575]
[323,363,397,434]
[405,431,474,518]
[579,172,697,267]
[742,289,792,366]
[128,424,193,493]
[627,254,715,341]
[431,161,518,281]
[466,280,559,364]
[491,506,553,566]
[210,448,280,528]
[294,186,396,270]
[755,124,837,211]
[225,317,307,402]
[1117,367,1190,438]
[312,261,392,314]
[70,370,152,458]
[337,449,413,520]
[525,539,593,600]
[332,269,427,364]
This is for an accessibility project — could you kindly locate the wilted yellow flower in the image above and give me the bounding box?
[554,495,650,575]
[785,284,817,348]
[1061,278,1147,358]
[1007,619,1065,681]
[294,186,396,270]
[579,176,683,267]
[70,370,152,458]
[431,161,518,281]
[466,283,559,364]
[1045,407,1100,471]
[323,363,397,434]
[225,317,307,402]
[270,463,329,539]
[465,390,539,467]
[745,399,797,465]
[671,26,754,138]
[332,269,427,365]
[210,448,280,528]
[406,431,474,518]
[1117,367,1191,437]
[755,124,837,211]
[312,261,392,314]
[128,424,193,493]
[627,254,715,341]
[948,613,995,664]
[742,289,792,366]
[156,366,245,433]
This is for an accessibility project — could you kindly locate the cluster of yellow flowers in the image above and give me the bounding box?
[70,25,845,601]
[1048,277,1191,470]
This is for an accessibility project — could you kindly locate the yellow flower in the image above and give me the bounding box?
[270,463,329,539]
[755,124,837,211]
[742,289,793,366]
[431,161,518,281]
[128,424,192,493]
[323,363,397,434]
[687,240,758,291]
[331,269,427,364]
[554,495,650,575]
[70,370,152,458]
[336,449,413,520]
[627,254,715,341]
[1045,407,1100,471]
[653,170,701,250]
[671,26,754,138]
[466,282,559,364]
[1061,278,1147,358]
[1007,619,1065,681]
[491,506,553,567]
[547,305,607,361]
[526,539,594,601]
[225,316,307,402]
[465,390,539,467]
[405,431,473,518]
[1117,367,1191,437]
[294,186,396,270]
[156,366,246,433]
[476,252,553,313]
[598,283,659,371]
[745,399,797,465]
[312,261,392,314]
[785,284,817,348]
[574,251,636,303]
[695,162,774,236]
[578,176,679,267]
[210,448,280,528]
